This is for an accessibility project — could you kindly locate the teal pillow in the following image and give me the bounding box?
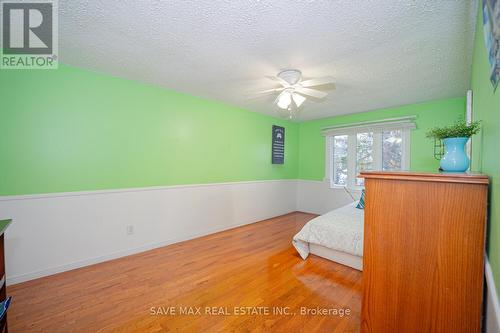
[356,189,365,209]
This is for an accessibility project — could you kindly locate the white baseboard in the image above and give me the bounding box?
[0,180,297,285]
[6,217,267,285]
[485,257,500,333]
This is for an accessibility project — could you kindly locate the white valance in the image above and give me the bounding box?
[321,116,417,136]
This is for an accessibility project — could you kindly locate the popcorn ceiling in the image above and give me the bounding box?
[58,0,477,121]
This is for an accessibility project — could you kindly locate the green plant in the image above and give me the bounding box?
[426,120,481,140]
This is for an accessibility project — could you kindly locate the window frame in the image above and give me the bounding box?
[326,126,411,190]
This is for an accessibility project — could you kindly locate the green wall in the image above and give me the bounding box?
[0,65,298,195]
[298,98,465,180]
[0,63,464,196]
[470,1,500,298]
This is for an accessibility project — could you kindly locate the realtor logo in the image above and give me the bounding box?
[1,0,58,69]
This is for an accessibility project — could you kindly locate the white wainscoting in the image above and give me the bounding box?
[296,180,361,215]
[486,258,500,333]
[0,180,297,285]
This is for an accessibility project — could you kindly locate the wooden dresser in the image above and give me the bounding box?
[359,171,488,333]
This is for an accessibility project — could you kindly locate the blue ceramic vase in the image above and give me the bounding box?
[440,137,470,172]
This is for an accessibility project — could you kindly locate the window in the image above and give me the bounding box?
[382,129,402,171]
[355,132,374,186]
[332,135,348,186]
[323,117,414,189]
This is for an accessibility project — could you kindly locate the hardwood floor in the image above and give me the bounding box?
[8,212,362,332]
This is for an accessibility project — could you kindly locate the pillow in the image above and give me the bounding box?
[356,189,365,209]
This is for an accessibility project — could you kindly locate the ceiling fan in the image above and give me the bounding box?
[258,69,335,112]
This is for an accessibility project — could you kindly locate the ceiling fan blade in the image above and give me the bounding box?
[266,75,291,88]
[246,87,284,100]
[300,76,336,88]
[257,87,285,94]
[294,87,328,99]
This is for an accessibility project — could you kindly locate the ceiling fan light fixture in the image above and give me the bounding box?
[277,90,292,109]
[292,93,306,108]
[256,69,335,118]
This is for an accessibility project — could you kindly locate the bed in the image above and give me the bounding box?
[292,202,364,270]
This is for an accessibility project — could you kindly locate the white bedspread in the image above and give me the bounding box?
[293,202,364,259]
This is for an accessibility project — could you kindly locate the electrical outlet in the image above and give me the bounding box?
[126,225,134,235]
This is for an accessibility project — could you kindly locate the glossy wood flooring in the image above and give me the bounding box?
[8,212,362,332]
